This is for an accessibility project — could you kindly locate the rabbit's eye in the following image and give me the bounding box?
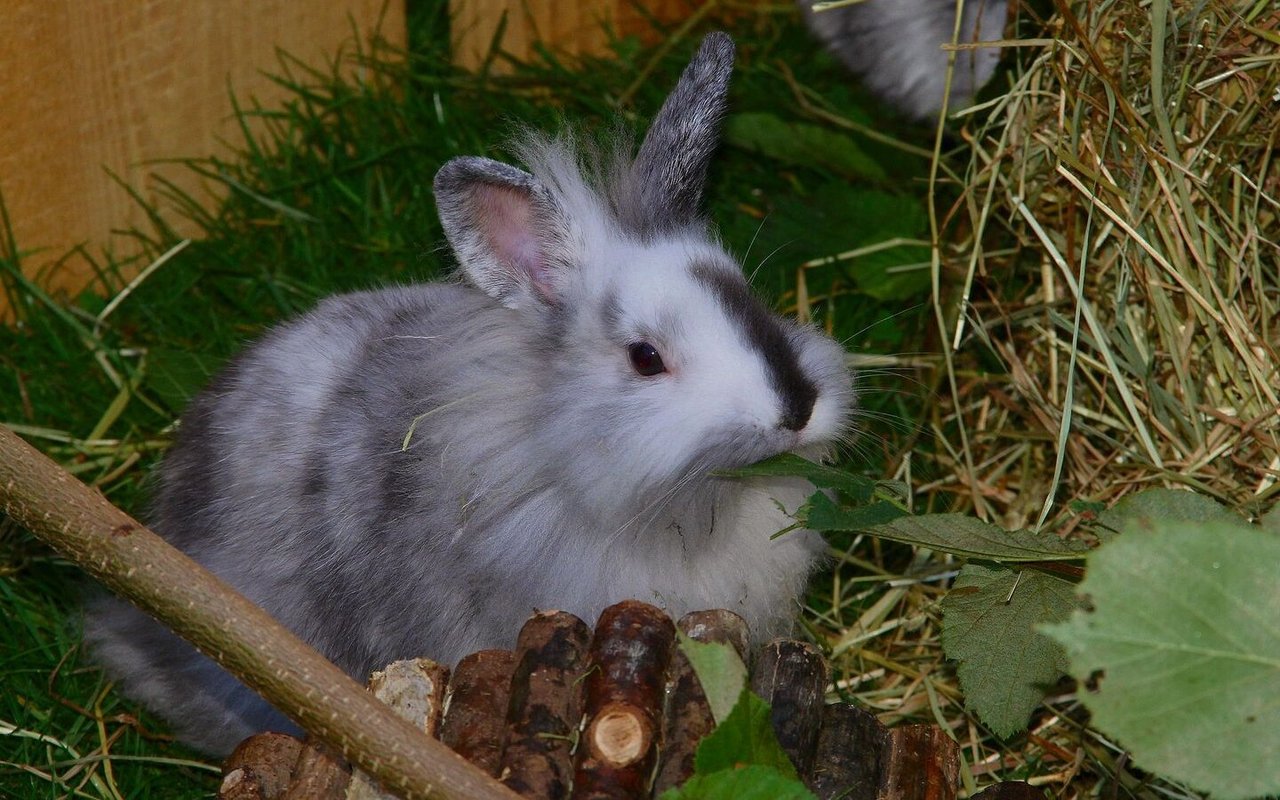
[628,342,666,376]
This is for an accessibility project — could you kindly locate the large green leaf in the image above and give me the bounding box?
[941,563,1080,738]
[1096,487,1249,539]
[1042,521,1280,799]
[804,499,1090,562]
[658,764,816,800]
[677,634,748,725]
[717,453,879,503]
[694,690,799,780]
[724,112,886,180]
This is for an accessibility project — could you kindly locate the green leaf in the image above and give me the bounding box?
[658,764,816,800]
[694,690,799,780]
[724,112,886,180]
[717,453,880,504]
[940,563,1080,738]
[1042,521,1280,800]
[805,500,1090,562]
[1097,487,1250,538]
[678,633,748,725]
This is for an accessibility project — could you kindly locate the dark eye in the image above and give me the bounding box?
[628,342,666,376]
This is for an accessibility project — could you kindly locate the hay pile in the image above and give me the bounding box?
[937,0,1280,527]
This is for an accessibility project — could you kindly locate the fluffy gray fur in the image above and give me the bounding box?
[800,0,1009,119]
[83,32,855,755]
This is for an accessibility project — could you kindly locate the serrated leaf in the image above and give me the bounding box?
[724,112,885,180]
[678,633,748,725]
[941,563,1080,738]
[657,763,816,800]
[799,493,906,530]
[718,453,878,503]
[1042,521,1280,800]
[694,690,799,780]
[1097,487,1248,538]
[805,499,1090,562]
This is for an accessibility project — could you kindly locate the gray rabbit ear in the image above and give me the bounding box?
[620,32,735,238]
[433,157,562,308]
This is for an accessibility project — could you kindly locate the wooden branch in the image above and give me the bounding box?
[751,639,829,779]
[572,600,675,799]
[440,650,517,777]
[654,609,750,795]
[0,425,519,800]
[500,610,592,799]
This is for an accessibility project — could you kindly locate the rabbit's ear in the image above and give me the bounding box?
[621,32,735,237]
[434,156,562,308]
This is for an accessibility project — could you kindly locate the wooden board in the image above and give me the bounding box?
[0,1,405,308]
[450,0,699,72]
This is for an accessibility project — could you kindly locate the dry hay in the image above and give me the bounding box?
[934,0,1280,528]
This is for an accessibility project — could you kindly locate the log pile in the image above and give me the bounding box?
[219,601,1040,800]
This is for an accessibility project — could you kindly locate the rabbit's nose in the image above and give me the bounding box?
[778,393,815,432]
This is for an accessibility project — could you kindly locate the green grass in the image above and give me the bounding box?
[0,1,944,796]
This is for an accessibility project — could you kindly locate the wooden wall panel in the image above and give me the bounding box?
[0,1,405,305]
[450,0,700,72]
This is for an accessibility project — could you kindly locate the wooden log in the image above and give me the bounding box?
[500,610,593,800]
[220,732,304,800]
[440,650,518,776]
[969,782,1044,800]
[348,659,452,800]
[653,609,750,795]
[876,725,961,800]
[283,738,351,800]
[808,703,887,800]
[750,639,829,779]
[571,601,676,800]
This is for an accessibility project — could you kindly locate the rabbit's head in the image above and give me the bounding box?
[433,33,854,524]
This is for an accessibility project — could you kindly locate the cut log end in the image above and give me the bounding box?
[586,703,652,767]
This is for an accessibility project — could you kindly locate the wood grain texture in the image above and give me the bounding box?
[449,0,697,72]
[0,0,404,304]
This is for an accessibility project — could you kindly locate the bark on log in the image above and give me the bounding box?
[876,724,961,800]
[970,782,1044,800]
[0,425,518,800]
[440,650,517,777]
[808,703,887,800]
[571,600,676,800]
[653,609,750,795]
[500,610,593,800]
[349,659,452,800]
[750,639,829,779]
[284,738,351,800]
[221,732,304,800]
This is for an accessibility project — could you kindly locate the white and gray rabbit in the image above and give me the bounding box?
[800,0,1011,119]
[84,32,855,755]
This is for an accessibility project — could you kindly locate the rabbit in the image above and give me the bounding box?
[799,0,1011,119]
[83,32,855,756]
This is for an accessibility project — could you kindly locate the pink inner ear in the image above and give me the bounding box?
[480,184,554,299]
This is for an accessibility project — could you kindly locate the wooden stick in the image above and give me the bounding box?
[571,601,675,800]
[654,609,749,795]
[0,425,519,800]
[500,610,592,799]
[220,732,303,800]
[349,659,452,800]
[808,703,886,800]
[876,725,961,800]
[750,639,829,779]
[439,650,517,777]
[283,738,351,800]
